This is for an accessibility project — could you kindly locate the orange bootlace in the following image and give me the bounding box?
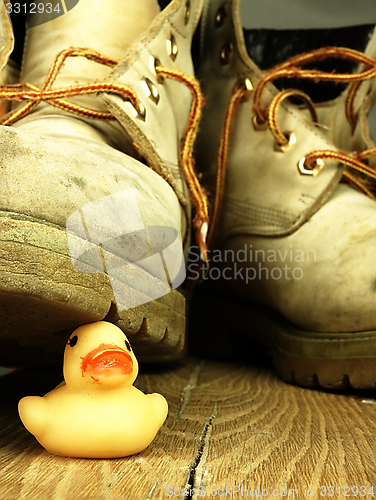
[253,47,376,137]
[208,46,376,243]
[207,82,246,248]
[0,47,209,264]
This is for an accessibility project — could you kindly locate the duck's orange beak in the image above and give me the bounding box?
[80,343,133,378]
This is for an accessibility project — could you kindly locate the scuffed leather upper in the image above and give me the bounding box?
[0,0,204,252]
[194,0,376,333]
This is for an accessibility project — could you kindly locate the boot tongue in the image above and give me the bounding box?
[99,0,203,222]
[14,0,161,155]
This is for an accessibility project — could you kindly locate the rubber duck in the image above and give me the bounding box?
[18,321,168,458]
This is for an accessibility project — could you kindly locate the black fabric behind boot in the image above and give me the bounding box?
[158,0,173,9]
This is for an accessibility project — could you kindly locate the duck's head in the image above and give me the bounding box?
[63,321,138,390]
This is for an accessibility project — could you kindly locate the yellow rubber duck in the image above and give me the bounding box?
[18,321,168,458]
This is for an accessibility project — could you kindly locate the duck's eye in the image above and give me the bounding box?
[67,335,78,347]
[124,339,132,352]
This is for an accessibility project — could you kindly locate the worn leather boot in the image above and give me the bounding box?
[0,0,203,365]
[191,0,376,389]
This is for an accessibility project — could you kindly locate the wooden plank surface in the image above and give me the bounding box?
[0,356,375,499]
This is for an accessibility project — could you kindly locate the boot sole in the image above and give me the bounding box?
[190,288,376,390]
[0,212,185,366]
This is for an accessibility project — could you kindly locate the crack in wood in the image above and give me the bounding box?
[183,403,218,500]
[174,360,205,422]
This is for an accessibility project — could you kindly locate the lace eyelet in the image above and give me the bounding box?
[274,131,296,153]
[215,5,228,27]
[150,56,164,84]
[298,156,325,176]
[126,100,146,121]
[237,77,253,102]
[184,0,191,25]
[252,114,268,131]
[141,77,160,105]
[167,33,178,61]
[220,42,234,65]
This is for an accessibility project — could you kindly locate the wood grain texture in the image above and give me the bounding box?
[0,357,375,499]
